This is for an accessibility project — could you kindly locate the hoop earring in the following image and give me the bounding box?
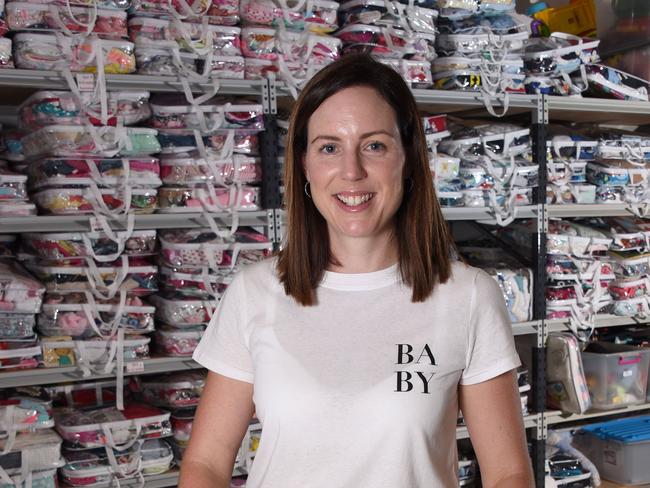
[304,182,312,199]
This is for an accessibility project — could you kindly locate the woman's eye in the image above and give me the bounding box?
[367,141,386,151]
[320,144,336,154]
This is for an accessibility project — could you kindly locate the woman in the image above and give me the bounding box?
[180,53,534,487]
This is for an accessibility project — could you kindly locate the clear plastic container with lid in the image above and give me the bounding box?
[582,341,650,410]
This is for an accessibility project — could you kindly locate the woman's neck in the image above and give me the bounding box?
[328,233,399,274]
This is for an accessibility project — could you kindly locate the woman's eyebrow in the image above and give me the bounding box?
[310,130,395,145]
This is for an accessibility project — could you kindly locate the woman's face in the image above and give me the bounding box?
[303,86,406,245]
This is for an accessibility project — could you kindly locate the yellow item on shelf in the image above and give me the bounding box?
[531,0,597,37]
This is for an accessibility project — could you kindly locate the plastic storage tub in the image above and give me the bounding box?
[582,342,650,410]
[574,415,650,485]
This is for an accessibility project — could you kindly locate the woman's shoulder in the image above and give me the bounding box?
[447,260,484,287]
[231,256,282,291]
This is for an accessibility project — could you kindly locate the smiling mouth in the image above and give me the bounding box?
[335,193,375,207]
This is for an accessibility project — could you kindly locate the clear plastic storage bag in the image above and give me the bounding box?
[29,157,161,190]
[160,154,261,186]
[0,170,27,202]
[154,324,205,356]
[46,380,117,408]
[159,227,272,269]
[0,314,36,340]
[19,91,151,130]
[0,430,63,472]
[150,294,215,326]
[13,33,136,73]
[22,230,158,261]
[59,443,141,487]
[141,438,174,475]
[6,3,128,39]
[138,372,206,408]
[22,126,160,159]
[0,261,45,314]
[38,292,156,338]
[54,403,172,449]
[157,185,260,212]
[149,94,264,132]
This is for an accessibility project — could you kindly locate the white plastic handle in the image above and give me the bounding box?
[81,214,135,263]
[101,421,142,451]
[85,255,130,300]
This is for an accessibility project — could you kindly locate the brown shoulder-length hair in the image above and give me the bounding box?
[276,53,454,306]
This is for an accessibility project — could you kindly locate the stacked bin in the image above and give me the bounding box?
[586,129,650,210]
[546,129,598,205]
[240,0,340,95]
[436,121,537,223]
[128,0,244,80]
[0,0,11,68]
[432,0,528,115]
[148,93,271,367]
[335,0,437,88]
[13,89,161,414]
[7,1,136,75]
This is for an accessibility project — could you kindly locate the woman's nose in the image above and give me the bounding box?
[341,150,367,181]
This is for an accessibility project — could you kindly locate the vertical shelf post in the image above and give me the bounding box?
[531,94,549,487]
[260,78,282,248]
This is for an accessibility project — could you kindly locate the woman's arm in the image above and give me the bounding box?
[178,372,255,488]
[458,369,535,488]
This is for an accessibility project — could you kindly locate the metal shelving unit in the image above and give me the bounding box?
[546,315,648,334]
[546,403,650,426]
[0,357,202,388]
[0,70,266,96]
[0,211,272,233]
[547,203,644,218]
[442,206,538,221]
[1,68,650,486]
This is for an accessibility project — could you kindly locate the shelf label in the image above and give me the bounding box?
[126,361,145,373]
[76,73,95,92]
[89,217,105,233]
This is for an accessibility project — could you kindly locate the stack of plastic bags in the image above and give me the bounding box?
[0,260,44,371]
[134,371,203,467]
[0,161,31,217]
[0,388,63,488]
[0,0,11,68]
[576,217,650,319]
[335,0,437,88]
[240,0,340,97]
[42,379,176,483]
[546,129,597,205]
[586,129,650,214]
[153,226,271,358]
[522,31,599,97]
[432,0,529,116]
[151,93,264,220]
[435,120,537,225]
[8,89,162,411]
[459,243,534,324]
[129,0,243,80]
[6,0,136,104]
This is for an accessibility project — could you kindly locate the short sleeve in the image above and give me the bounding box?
[192,273,254,383]
[460,269,521,385]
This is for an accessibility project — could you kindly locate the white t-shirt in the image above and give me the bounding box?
[193,258,521,487]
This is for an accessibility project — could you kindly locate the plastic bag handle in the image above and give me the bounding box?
[81,214,135,263]
[82,289,128,339]
[101,421,141,451]
[85,255,130,300]
[75,338,118,376]
[84,181,132,217]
